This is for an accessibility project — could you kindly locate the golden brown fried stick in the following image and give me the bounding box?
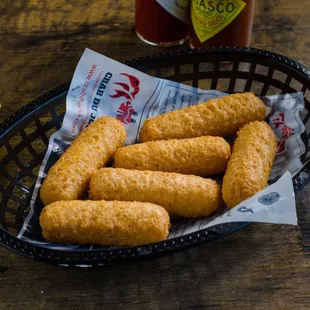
[89,168,221,218]
[222,121,277,209]
[114,136,230,176]
[139,92,266,142]
[40,200,170,246]
[40,117,126,206]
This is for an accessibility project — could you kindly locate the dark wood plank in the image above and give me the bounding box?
[0,0,310,309]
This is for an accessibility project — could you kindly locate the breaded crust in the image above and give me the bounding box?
[40,117,126,206]
[89,168,221,218]
[114,136,230,176]
[40,200,170,246]
[222,121,277,209]
[139,92,266,142]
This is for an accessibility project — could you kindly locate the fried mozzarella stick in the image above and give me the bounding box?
[89,168,221,218]
[40,117,127,206]
[222,121,277,209]
[40,200,170,246]
[139,92,266,142]
[114,136,230,176]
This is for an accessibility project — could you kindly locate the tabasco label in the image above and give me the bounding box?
[191,0,246,42]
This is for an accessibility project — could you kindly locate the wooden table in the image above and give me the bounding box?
[1,1,310,309]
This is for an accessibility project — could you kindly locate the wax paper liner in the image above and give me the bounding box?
[18,48,304,249]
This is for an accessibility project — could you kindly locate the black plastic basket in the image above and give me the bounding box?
[1,47,310,267]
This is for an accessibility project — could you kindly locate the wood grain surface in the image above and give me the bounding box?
[1,0,310,309]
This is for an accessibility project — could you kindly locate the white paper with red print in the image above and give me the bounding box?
[18,48,304,242]
[264,94,306,180]
[56,48,227,145]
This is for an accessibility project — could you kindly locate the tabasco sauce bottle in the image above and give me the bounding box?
[190,0,255,48]
[135,0,190,46]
